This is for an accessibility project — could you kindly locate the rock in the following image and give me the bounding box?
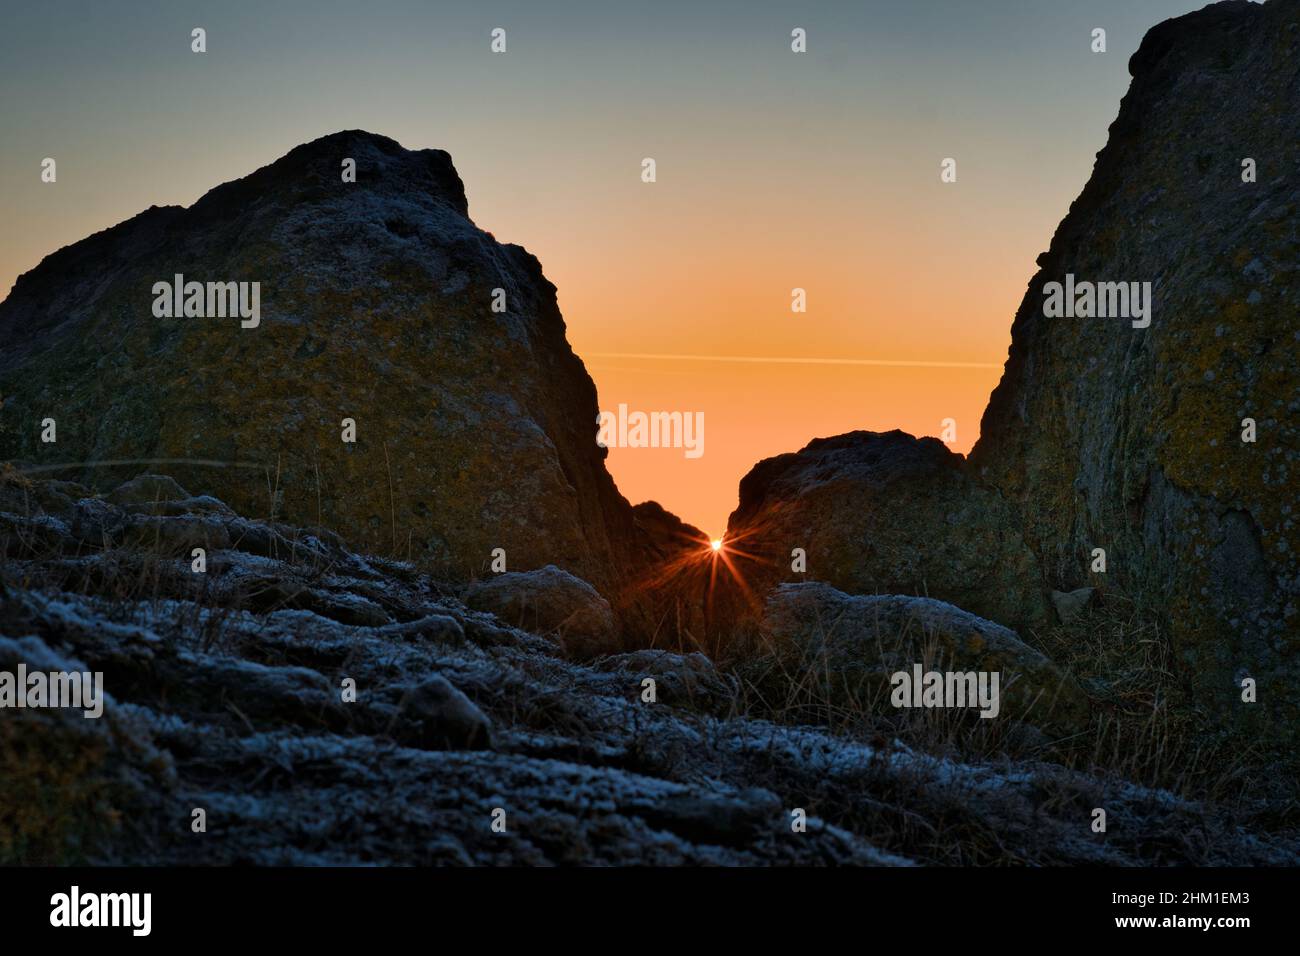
[0,510,73,558]
[223,571,391,626]
[397,676,493,750]
[195,658,344,726]
[0,130,651,598]
[122,513,233,556]
[724,430,1049,632]
[632,501,710,562]
[377,614,465,645]
[0,472,83,521]
[628,787,782,849]
[761,582,1089,734]
[121,495,236,518]
[466,565,618,658]
[0,634,173,864]
[106,475,191,506]
[969,0,1300,733]
[1050,587,1095,623]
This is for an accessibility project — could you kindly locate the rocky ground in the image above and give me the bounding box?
[2,0,1298,867]
[3,470,1296,866]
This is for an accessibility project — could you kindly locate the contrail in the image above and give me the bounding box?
[8,458,265,475]
[585,352,1000,370]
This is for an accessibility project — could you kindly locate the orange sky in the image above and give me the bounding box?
[540,149,1064,533]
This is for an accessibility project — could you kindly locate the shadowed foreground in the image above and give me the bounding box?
[2,470,1295,866]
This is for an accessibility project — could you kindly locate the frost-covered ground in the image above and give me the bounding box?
[2,473,1295,866]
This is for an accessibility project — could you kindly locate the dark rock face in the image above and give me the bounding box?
[724,431,1049,632]
[632,500,709,563]
[0,130,644,595]
[3,472,1293,866]
[970,0,1300,729]
[627,500,714,641]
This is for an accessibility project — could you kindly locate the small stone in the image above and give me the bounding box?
[1050,587,1096,624]
[107,474,190,505]
[398,676,492,751]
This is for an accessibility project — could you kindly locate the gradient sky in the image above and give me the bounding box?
[0,0,1218,535]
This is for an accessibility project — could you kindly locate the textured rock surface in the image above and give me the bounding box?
[4,472,1293,865]
[465,564,618,659]
[0,632,173,864]
[724,431,1049,632]
[970,1,1300,730]
[0,130,645,595]
[761,583,1089,734]
[397,675,494,751]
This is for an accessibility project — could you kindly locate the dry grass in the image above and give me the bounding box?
[712,590,1292,816]
[1029,593,1292,810]
[720,615,1056,767]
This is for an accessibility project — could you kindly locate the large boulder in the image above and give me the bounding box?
[0,130,645,596]
[724,430,1049,632]
[970,1,1300,732]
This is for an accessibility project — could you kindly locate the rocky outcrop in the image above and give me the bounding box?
[970,0,1300,730]
[2,0,1297,868]
[0,130,646,596]
[724,431,1049,632]
[2,471,1293,866]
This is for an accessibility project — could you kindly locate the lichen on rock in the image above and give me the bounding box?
[970,0,1300,736]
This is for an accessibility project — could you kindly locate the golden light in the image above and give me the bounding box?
[710,538,723,552]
